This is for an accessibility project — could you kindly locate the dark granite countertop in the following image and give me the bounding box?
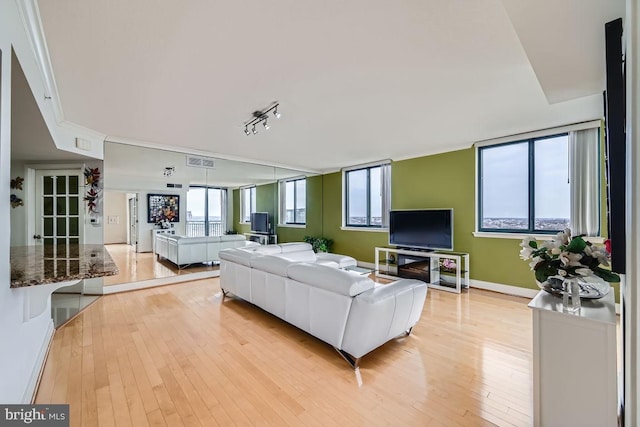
[10,244,119,288]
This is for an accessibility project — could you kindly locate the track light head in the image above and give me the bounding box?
[243,102,280,135]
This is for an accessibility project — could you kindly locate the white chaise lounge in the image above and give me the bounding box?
[219,243,428,368]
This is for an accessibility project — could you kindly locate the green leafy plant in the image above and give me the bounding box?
[303,236,333,253]
[519,229,620,284]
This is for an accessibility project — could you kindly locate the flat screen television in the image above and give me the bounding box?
[250,212,270,234]
[389,209,453,251]
[604,17,625,274]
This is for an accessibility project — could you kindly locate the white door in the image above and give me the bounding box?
[34,169,83,246]
[34,169,83,277]
[128,195,138,250]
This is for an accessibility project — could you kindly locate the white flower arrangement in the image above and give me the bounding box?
[519,228,620,284]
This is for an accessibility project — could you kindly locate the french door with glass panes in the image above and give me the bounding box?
[34,169,83,247]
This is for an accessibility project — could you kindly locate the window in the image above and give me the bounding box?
[280,178,306,225]
[240,186,256,223]
[186,187,226,236]
[478,134,572,233]
[343,162,391,228]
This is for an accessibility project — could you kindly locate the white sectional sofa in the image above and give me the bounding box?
[155,234,258,267]
[219,243,428,368]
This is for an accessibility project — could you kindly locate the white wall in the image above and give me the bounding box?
[104,191,127,244]
[0,0,105,402]
[624,0,639,425]
[137,189,187,252]
[0,0,51,404]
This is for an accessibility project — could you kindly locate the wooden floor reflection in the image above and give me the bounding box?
[36,279,535,426]
[104,244,217,286]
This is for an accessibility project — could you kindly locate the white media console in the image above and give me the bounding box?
[374,247,469,294]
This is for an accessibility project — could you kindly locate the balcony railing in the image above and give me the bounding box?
[186,221,224,237]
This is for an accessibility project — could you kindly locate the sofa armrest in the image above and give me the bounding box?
[315,252,357,268]
[341,279,427,358]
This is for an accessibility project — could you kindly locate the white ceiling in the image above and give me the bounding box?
[36,0,623,172]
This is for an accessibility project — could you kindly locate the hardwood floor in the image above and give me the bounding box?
[104,244,217,286]
[35,279,534,426]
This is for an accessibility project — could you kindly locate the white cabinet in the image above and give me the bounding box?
[374,247,469,293]
[528,290,618,427]
[244,233,277,245]
[151,229,176,253]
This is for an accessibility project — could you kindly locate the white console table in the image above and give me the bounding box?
[528,289,618,427]
[244,232,277,245]
[374,247,469,293]
[151,229,176,253]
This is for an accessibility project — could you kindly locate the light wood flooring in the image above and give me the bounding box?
[35,279,533,426]
[104,244,217,286]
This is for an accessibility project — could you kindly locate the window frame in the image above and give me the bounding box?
[279,177,306,226]
[240,186,256,224]
[186,185,227,236]
[342,161,391,230]
[477,133,570,235]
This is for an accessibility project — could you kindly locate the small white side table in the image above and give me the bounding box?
[528,288,618,427]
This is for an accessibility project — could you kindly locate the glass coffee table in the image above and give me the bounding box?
[343,265,373,276]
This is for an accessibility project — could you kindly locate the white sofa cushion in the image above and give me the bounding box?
[219,247,260,267]
[286,263,375,297]
[280,242,313,253]
[220,234,246,242]
[253,245,283,255]
[250,255,295,277]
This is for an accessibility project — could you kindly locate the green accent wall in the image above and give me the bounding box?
[230,136,617,299]
[232,183,277,234]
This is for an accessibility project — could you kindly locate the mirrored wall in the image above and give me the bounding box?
[102,142,317,288]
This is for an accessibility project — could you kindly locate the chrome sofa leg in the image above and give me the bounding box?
[221,289,229,300]
[334,347,360,369]
[405,327,413,336]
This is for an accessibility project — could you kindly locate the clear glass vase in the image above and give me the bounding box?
[562,277,581,314]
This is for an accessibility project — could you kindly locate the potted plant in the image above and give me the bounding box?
[303,236,333,253]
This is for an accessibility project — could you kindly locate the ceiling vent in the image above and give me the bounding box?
[186,155,215,169]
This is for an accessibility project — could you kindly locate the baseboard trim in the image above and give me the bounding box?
[102,271,220,294]
[469,279,539,298]
[25,320,54,404]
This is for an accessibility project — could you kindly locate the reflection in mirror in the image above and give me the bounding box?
[9,50,103,327]
[102,142,314,289]
[274,168,323,245]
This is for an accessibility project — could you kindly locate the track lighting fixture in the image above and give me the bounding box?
[243,102,280,135]
[163,166,175,177]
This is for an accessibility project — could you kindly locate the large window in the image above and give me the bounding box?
[344,162,391,228]
[186,187,226,236]
[280,178,306,225]
[240,186,256,223]
[478,134,572,233]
